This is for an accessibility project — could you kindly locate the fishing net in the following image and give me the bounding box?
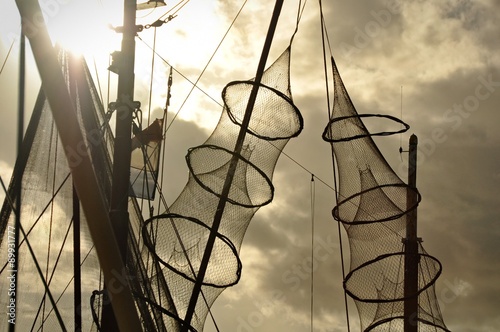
[323,57,449,331]
[130,118,163,200]
[0,51,175,331]
[142,46,303,331]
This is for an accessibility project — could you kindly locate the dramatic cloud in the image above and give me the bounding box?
[0,0,498,331]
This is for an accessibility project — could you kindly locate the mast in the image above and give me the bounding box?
[404,134,419,332]
[101,0,138,330]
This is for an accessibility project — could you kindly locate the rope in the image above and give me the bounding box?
[93,57,105,107]
[0,181,67,331]
[158,0,191,22]
[38,243,98,331]
[318,0,351,330]
[0,172,72,275]
[147,28,157,127]
[0,38,15,76]
[310,174,315,332]
[157,66,172,214]
[32,218,73,331]
[158,0,249,134]
[41,124,59,329]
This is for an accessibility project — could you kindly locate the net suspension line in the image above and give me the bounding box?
[318,0,351,330]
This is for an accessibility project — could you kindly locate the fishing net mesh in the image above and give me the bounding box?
[323,57,449,331]
[0,52,175,331]
[142,46,303,331]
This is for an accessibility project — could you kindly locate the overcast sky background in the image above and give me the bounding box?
[1,0,499,331]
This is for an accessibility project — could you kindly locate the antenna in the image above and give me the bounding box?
[399,85,405,157]
[399,85,403,149]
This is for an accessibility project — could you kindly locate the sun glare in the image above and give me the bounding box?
[45,0,122,57]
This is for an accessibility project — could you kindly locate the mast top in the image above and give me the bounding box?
[410,133,418,145]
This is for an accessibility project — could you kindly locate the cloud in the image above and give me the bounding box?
[1,0,499,331]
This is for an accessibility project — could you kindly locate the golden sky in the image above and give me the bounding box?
[1,0,499,331]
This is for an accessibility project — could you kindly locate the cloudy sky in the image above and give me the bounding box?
[1,0,499,331]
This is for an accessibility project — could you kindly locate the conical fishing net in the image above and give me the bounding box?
[323,57,449,331]
[142,46,303,331]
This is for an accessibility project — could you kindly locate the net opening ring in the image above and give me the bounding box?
[322,114,409,143]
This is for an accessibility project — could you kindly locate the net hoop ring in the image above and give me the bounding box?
[333,183,421,225]
[344,252,442,303]
[142,213,242,288]
[223,80,303,141]
[364,316,451,332]
[322,114,409,143]
[136,295,199,332]
[186,144,274,208]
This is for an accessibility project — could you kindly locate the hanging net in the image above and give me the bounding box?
[142,46,303,331]
[130,118,163,200]
[323,57,449,331]
[0,51,177,331]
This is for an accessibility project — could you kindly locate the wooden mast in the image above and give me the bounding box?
[404,134,419,332]
[101,0,138,330]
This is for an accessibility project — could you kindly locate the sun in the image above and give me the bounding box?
[45,0,122,58]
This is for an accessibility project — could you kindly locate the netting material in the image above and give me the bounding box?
[323,57,449,331]
[0,52,177,331]
[143,46,303,331]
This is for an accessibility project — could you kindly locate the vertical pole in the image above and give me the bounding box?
[101,0,137,330]
[404,134,419,332]
[9,24,25,332]
[73,186,82,332]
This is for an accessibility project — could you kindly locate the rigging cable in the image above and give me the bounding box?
[93,57,105,110]
[0,38,15,76]
[32,216,73,331]
[138,0,249,134]
[138,7,400,241]
[0,178,67,331]
[0,173,72,275]
[158,0,190,22]
[318,0,351,330]
[399,85,404,158]
[38,233,98,330]
[42,118,59,330]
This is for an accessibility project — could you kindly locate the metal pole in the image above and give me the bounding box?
[73,186,82,332]
[404,134,419,332]
[101,0,138,330]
